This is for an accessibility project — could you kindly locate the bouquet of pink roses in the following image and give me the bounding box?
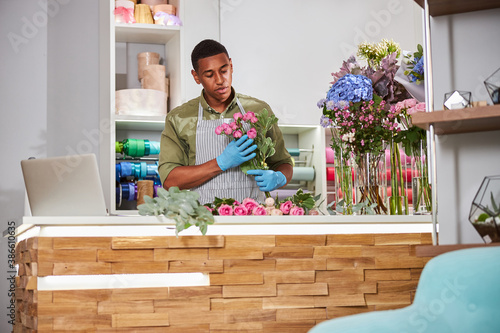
[215,108,277,174]
[204,189,318,216]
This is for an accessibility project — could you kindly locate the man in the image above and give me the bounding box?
[158,39,293,204]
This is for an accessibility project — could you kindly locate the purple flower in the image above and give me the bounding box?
[320,114,333,128]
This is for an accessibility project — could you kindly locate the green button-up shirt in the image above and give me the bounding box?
[158,89,293,185]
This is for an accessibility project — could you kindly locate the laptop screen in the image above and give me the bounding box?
[21,154,108,216]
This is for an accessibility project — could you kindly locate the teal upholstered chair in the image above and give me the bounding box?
[309,246,500,333]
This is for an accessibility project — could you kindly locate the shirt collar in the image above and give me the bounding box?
[199,88,238,115]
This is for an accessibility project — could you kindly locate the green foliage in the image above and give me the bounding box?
[240,108,278,174]
[328,199,378,215]
[138,187,214,236]
[279,188,317,213]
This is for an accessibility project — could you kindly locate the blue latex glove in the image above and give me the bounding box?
[216,134,257,171]
[247,169,287,192]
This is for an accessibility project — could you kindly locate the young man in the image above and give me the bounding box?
[158,39,293,204]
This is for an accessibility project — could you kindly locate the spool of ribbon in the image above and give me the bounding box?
[325,147,335,164]
[114,7,136,24]
[291,167,315,181]
[137,180,154,206]
[153,12,182,26]
[326,167,335,181]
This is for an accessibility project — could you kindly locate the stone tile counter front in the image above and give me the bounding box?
[15,231,433,332]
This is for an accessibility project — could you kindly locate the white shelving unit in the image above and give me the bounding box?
[98,1,328,215]
[413,0,500,244]
[99,0,185,215]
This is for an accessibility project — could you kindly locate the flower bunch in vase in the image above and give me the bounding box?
[391,98,431,214]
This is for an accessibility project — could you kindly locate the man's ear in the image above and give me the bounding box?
[191,69,201,85]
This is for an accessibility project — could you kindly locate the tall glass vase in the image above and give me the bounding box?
[334,149,354,215]
[411,140,432,214]
[354,152,387,214]
[389,141,409,215]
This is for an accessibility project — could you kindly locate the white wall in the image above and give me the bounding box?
[431,8,500,244]
[0,1,48,330]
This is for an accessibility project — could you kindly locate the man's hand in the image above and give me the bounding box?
[247,169,287,192]
[216,134,257,171]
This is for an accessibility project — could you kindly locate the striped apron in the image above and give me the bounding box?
[191,98,264,205]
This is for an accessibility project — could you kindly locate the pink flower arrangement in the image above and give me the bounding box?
[214,109,278,178]
[204,190,318,216]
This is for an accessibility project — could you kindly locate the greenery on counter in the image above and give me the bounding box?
[138,187,214,236]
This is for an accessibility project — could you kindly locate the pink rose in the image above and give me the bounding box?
[247,127,257,139]
[280,200,293,215]
[270,208,283,215]
[242,198,259,214]
[233,112,243,121]
[233,200,241,206]
[403,98,417,109]
[229,121,239,130]
[224,126,233,135]
[221,123,229,130]
[234,204,248,216]
[233,130,243,139]
[250,116,258,124]
[289,206,305,215]
[243,111,255,121]
[218,204,233,216]
[415,102,426,112]
[215,126,223,135]
[252,205,267,215]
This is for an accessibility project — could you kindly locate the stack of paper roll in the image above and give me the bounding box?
[291,167,315,181]
[115,89,167,116]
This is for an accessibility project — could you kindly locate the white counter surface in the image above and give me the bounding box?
[15,215,434,240]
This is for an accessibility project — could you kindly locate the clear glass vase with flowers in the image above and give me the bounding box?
[392,98,431,214]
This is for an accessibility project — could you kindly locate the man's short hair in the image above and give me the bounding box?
[191,39,230,72]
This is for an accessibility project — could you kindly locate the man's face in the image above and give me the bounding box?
[192,53,233,105]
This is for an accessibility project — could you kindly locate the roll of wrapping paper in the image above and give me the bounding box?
[114,0,135,23]
[137,180,154,206]
[142,64,166,92]
[134,4,154,24]
[291,167,315,181]
[326,167,335,181]
[325,147,335,164]
[137,52,160,81]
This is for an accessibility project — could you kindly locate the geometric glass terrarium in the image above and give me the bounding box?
[444,90,472,110]
[469,175,500,243]
[484,67,500,105]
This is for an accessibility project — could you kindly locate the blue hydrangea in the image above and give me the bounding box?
[409,57,424,82]
[326,74,373,103]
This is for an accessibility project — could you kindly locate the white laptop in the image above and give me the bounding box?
[21,154,108,216]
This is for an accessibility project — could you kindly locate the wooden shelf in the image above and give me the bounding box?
[412,104,500,135]
[413,0,500,17]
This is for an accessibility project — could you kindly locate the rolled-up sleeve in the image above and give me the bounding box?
[158,114,188,185]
